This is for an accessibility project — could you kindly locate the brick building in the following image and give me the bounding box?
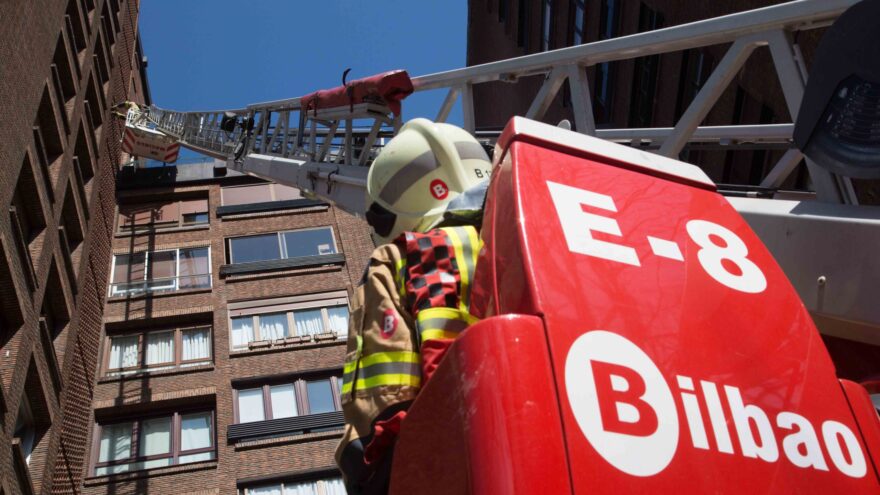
[0,0,150,493]
[467,0,823,189]
[80,159,372,495]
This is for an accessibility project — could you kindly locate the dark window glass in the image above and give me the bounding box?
[306,379,335,414]
[572,0,586,45]
[283,228,336,258]
[628,3,665,127]
[230,234,281,263]
[594,0,621,123]
[541,0,553,51]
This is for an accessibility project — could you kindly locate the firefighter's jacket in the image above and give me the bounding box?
[336,225,481,494]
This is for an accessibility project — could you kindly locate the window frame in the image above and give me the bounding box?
[233,375,344,424]
[228,296,349,351]
[117,197,209,232]
[102,325,213,376]
[239,476,345,495]
[90,408,216,477]
[109,246,212,296]
[226,226,338,264]
[220,183,300,207]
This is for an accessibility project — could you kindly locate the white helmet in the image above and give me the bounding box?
[365,118,491,244]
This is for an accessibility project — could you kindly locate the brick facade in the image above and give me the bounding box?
[0,0,147,494]
[467,0,822,188]
[79,164,372,494]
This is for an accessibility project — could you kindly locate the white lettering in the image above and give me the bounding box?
[726,386,779,462]
[701,380,734,454]
[822,420,868,478]
[677,376,709,450]
[777,412,828,471]
[547,181,640,266]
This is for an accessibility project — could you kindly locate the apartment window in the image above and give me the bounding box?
[541,0,554,51]
[240,477,346,495]
[14,401,36,465]
[227,227,336,264]
[675,49,712,120]
[110,247,211,296]
[594,0,621,123]
[230,302,348,349]
[235,376,343,423]
[517,0,530,49]
[571,0,586,45]
[628,3,665,127]
[221,183,300,207]
[118,198,208,230]
[93,410,215,476]
[105,326,212,376]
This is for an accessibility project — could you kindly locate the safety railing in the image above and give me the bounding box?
[145,0,858,204]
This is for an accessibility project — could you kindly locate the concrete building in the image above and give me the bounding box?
[0,0,149,493]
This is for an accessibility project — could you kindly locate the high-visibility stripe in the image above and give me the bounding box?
[343,373,421,394]
[395,257,406,300]
[342,350,421,395]
[417,307,478,343]
[441,226,479,313]
[463,226,481,310]
[343,361,420,388]
[420,329,460,341]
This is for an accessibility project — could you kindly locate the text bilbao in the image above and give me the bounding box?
[548,181,868,478]
[566,331,867,479]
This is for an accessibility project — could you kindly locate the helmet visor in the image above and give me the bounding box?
[365,202,397,239]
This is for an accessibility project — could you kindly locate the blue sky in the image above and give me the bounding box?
[139,1,467,134]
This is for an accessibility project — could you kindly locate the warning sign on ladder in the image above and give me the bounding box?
[122,124,180,163]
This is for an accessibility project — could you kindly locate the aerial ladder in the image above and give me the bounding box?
[124,0,880,492]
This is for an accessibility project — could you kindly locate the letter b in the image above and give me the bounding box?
[592,360,659,436]
[566,331,678,477]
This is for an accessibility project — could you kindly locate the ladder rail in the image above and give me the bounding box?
[142,0,858,211]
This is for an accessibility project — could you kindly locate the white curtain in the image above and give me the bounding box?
[182,328,211,361]
[145,331,174,365]
[232,317,255,349]
[284,481,318,495]
[109,336,138,369]
[138,417,171,457]
[99,423,132,462]
[259,313,289,340]
[237,388,265,423]
[270,384,298,419]
[327,306,349,339]
[180,412,212,452]
[252,485,283,495]
[321,478,347,495]
[294,309,324,337]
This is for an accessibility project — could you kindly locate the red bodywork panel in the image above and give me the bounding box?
[392,118,880,493]
[299,70,413,116]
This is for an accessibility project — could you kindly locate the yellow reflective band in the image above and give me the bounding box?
[418,307,479,325]
[350,373,421,392]
[359,351,420,368]
[421,329,460,341]
[344,360,358,374]
[442,227,470,313]
[394,258,407,299]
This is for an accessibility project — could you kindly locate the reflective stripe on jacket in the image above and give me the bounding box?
[336,225,481,492]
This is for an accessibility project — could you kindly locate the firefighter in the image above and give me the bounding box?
[336,118,491,494]
[111,100,140,119]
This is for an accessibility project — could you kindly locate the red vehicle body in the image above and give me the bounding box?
[391,117,880,493]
